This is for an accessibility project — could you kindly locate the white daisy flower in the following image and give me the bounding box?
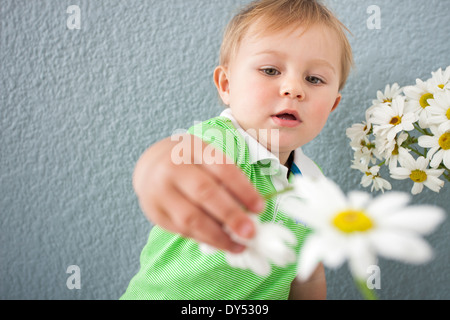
[427,90,450,132]
[282,177,445,281]
[366,83,403,121]
[346,122,371,148]
[370,83,403,107]
[347,123,380,166]
[376,132,410,170]
[418,126,450,169]
[429,66,450,93]
[390,150,445,194]
[351,138,379,166]
[403,79,435,128]
[370,96,417,141]
[375,83,403,104]
[351,162,392,193]
[199,215,296,276]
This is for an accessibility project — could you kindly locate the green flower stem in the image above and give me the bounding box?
[354,278,379,300]
[440,168,450,182]
[413,123,432,136]
[262,186,294,201]
[408,147,426,159]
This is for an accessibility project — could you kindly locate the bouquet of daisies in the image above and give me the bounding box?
[346,66,450,194]
[201,176,446,300]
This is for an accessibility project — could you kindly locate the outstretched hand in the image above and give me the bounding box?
[132,134,265,253]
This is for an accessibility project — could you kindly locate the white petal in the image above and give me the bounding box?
[418,112,429,129]
[221,216,298,275]
[257,225,297,266]
[380,206,445,234]
[348,236,378,279]
[226,249,271,276]
[262,223,297,246]
[370,230,434,264]
[280,196,322,228]
[411,182,424,195]
[291,176,348,221]
[427,146,440,162]
[348,191,372,209]
[416,156,429,170]
[426,167,445,177]
[439,121,450,132]
[366,192,411,218]
[247,253,271,276]
[430,150,444,168]
[397,150,416,169]
[265,247,296,267]
[387,126,402,141]
[403,85,421,99]
[418,135,438,148]
[317,178,348,206]
[199,243,218,254]
[321,238,348,269]
[443,150,450,169]
[361,175,372,187]
[403,112,419,124]
[297,235,324,281]
[423,175,444,192]
[390,167,411,179]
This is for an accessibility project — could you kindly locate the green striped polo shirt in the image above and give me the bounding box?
[121,110,324,300]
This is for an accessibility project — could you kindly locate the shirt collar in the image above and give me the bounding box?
[219,109,324,184]
[220,108,281,167]
[219,108,326,185]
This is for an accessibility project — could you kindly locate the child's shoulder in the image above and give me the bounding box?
[188,115,238,135]
[187,115,249,165]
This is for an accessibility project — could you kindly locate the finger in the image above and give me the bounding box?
[157,185,246,253]
[137,193,172,229]
[137,181,246,253]
[193,138,265,214]
[173,164,257,239]
[202,160,265,213]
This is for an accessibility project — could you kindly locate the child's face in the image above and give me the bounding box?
[215,23,342,164]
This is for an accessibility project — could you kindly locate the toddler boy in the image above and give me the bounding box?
[122,0,353,300]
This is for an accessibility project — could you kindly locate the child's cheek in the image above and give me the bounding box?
[248,78,276,105]
[310,98,334,127]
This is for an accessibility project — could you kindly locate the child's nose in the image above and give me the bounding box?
[280,79,304,100]
[282,91,303,100]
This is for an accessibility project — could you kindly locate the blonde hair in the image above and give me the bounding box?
[219,0,354,91]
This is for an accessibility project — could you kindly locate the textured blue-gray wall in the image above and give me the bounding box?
[1,0,448,300]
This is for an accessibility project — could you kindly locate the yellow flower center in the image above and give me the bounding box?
[333,210,373,234]
[389,116,402,125]
[419,93,434,109]
[410,169,427,183]
[392,144,399,156]
[383,98,392,103]
[446,108,450,120]
[438,132,450,150]
[438,84,444,89]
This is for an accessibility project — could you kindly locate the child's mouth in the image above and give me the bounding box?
[271,111,301,127]
[276,113,297,121]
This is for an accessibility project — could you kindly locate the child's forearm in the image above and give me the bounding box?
[289,263,327,300]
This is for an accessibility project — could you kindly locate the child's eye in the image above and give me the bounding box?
[261,68,281,76]
[306,76,325,85]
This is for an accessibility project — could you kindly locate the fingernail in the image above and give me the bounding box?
[231,243,245,253]
[253,199,265,213]
[238,221,254,238]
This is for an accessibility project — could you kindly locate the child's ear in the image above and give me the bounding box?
[213,66,230,105]
[331,93,341,112]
